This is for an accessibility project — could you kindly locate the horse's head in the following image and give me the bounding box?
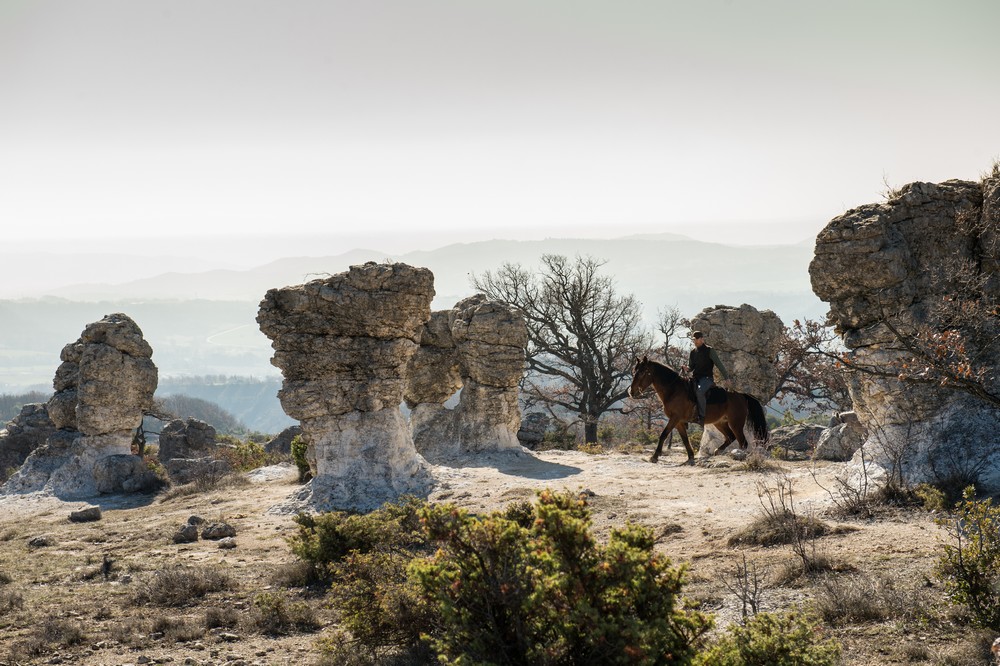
[628,356,654,398]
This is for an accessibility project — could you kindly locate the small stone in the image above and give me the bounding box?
[201,523,237,540]
[218,633,240,642]
[217,537,236,550]
[138,657,151,664]
[172,524,199,544]
[69,506,102,522]
[28,534,56,549]
[187,515,206,526]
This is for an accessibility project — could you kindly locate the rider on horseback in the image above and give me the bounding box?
[682,331,729,426]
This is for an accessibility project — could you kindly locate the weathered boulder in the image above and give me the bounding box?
[201,522,237,540]
[173,524,199,544]
[814,412,866,462]
[68,506,102,523]
[517,412,552,449]
[0,403,56,477]
[258,262,435,510]
[158,418,218,462]
[769,424,826,456]
[810,177,1000,490]
[264,425,303,456]
[688,304,783,456]
[405,294,527,460]
[2,314,157,499]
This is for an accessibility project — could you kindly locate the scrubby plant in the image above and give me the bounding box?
[250,591,320,636]
[412,489,711,665]
[215,437,275,471]
[290,434,312,482]
[130,564,234,607]
[692,612,840,666]
[936,486,1000,630]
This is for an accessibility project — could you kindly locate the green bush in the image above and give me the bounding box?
[290,435,311,482]
[289,496,427,581]
[936,486,1000,630]
[215,438,275,471]
[412,489,711,665]
[693,612,840,666]
[250,591,319,636]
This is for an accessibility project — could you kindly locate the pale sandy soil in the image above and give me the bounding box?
[0,444,971,666]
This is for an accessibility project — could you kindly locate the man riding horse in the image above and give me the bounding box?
[682,331,728,426]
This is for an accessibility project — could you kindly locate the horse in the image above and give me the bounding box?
[628,356,769,465]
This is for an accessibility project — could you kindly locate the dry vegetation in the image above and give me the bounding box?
[0,443,995,665]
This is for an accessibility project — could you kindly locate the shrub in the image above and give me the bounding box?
[814,572,932,627]
[215,438,275,472]
[290,435,312,482]
[131,564,234,607]
[936,486,1000,630]
[693,612,840,666]
[204,606,240,629]
[151,615,205,642]
[250,591,320,636]
[412,489,711,665]
[288,496,427,580]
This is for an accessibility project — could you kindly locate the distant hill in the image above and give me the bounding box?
[0,235,826,390]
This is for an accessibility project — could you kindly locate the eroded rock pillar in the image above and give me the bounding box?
[258,262,434,510]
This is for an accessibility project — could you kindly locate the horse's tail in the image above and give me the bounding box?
[743,394,770,445]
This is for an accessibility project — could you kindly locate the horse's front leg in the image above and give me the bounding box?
[676,424,696,464]
[650,421,675,464]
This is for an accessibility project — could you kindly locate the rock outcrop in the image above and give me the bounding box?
[687,304,783,456]
[810,177,1000,490]
[264,425,303,456]
[814,411,865,462]
[0,403,56,478]
[405,295,528,460]
[156,418,232,484]
[2,314,157,498]
[258,262,435,510]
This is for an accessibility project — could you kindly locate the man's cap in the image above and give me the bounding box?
[691,331,704,339]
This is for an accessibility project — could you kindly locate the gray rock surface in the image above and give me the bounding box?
[768,424,826,455]
[814,412,866,462]
[164,457,233,486]
[201,522,237,540]
[158,418,218,462]
[688,304,783,456]
[68,506,102,522]
[258,262,435,510]
[173,524,199,544]
[406,294,528,460]
[810,177,1000,490]
[263,425,303,456]
[2,313,157,499]
[517,412,552,449]
[0,403,56,477]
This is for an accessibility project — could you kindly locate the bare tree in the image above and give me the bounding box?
[655,305,688,368]
[772,318,851,413]
[473,254,651,444]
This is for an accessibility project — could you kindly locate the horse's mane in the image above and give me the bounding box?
[645,359,682,383]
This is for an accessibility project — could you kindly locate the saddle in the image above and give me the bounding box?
[684,379,728,405]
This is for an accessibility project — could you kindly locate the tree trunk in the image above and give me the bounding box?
[584,420,598,444]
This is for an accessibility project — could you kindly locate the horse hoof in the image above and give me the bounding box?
[684,458,695,466]
[649,456,659,464]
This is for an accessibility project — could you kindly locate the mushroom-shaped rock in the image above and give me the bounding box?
[810,177,1000,491]
[2,314,157,499]
[258,262,435,511]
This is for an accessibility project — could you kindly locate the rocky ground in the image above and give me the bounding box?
[0,444,991,666]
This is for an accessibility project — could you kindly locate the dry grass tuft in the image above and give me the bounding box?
[131,564,234,607]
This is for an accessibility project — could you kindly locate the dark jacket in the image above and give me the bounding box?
[689,344,729,381]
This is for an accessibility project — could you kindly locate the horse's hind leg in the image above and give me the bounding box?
[650,421,675,464]
[715,423,737,454]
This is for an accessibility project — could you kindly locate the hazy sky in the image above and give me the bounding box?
[3,0,999,253]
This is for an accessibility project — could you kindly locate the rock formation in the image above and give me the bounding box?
[258,262,435,510]
[405,294,528,460]
[2,313,158,498]
[0,403,56,478]
[157,418,232,484]
[814,411,865,462]
[264,425,303,456]
[810,176,1000,490]
[687,304,783,456]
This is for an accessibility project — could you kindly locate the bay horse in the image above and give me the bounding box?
[628,356,769,464]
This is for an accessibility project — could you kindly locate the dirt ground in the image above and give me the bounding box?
[0,443,986,666]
